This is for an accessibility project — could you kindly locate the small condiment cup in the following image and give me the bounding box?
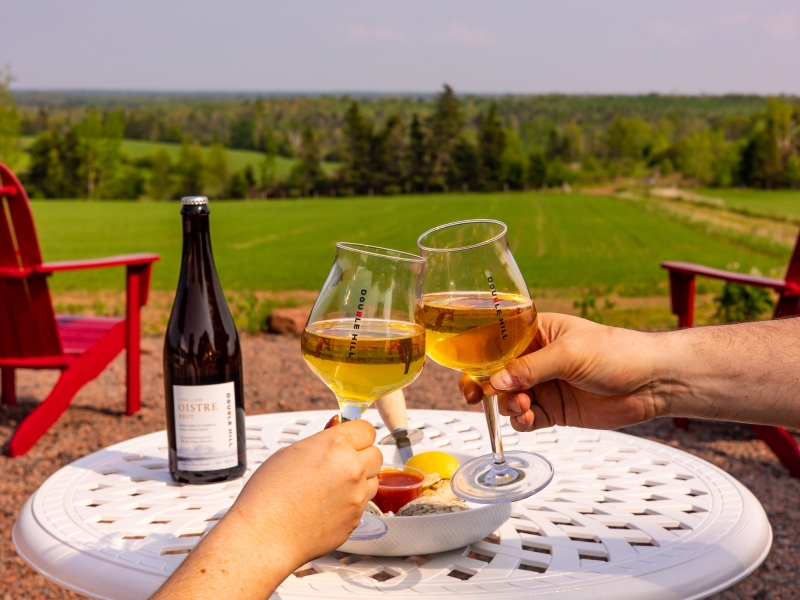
[373,464,426,514]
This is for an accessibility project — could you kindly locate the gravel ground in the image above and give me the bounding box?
[1,334,798,599]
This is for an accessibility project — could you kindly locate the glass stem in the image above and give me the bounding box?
[482,394,506,466]
[339,399,366,423]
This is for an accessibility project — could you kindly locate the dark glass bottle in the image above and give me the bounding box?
[164,196,246,484]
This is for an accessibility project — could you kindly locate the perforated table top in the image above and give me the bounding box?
[14,410,771,600]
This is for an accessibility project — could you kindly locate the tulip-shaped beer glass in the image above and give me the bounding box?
[301,243,426,539]
[418,220,553,503]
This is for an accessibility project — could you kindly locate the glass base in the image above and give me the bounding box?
[451,451,554,504]
[349,512,388,541]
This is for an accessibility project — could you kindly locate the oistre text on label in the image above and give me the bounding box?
[173,382,238,471]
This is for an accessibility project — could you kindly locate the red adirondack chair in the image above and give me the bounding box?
[662,235,800,477]
[0,163,159,456]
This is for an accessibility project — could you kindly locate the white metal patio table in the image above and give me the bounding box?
[14,409,771,600]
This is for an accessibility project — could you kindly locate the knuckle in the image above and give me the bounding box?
[509,356,536,387]
[366,446,382,468]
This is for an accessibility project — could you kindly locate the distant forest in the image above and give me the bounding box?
[1,75,799,199]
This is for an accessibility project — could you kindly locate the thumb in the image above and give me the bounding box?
[490,340,571,392]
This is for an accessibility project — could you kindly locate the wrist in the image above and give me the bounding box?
[651,327,715,420]
[650,329,689,419]
[224,499,306,578]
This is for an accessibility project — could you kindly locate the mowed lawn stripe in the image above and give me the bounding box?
[699,189,800,221]
[30,193,789,292]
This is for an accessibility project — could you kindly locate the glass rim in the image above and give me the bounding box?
[417,219,508,253]
[335,242,426,263]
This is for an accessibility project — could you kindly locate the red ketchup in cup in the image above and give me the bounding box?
[373,465,426,514]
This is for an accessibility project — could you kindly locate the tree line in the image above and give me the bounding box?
[1,75,799,199]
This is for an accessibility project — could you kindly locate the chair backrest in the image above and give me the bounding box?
[0,163,62,360]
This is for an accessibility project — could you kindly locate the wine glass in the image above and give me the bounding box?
[301,242,426,539]
[417,220,553,504]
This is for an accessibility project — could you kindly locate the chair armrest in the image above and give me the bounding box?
[0,185,18,197]
[36,253,160,274]
[660,261,796,293]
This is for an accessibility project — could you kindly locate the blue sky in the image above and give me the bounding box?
[2,0,799,94]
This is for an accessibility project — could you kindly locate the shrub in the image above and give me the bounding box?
[713,283,775,323]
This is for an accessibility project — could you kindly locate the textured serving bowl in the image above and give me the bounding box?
[339,448,513,556]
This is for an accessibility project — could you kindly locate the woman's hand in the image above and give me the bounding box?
[460,313,668,432]
[151,420,382,600]
[230,419,382,564]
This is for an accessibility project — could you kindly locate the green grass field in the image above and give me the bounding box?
[19,137,340,179]
[30,192,790,292]
[700,188,800,221]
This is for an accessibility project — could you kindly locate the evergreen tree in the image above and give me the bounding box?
[478,103,505,190]
[407,113,429,192]
[526,150,548,189]
[449,138,480,191]
[428,85,464,190]
[369,115,404,193]
[341,101,372,192]
[290,124,323,194]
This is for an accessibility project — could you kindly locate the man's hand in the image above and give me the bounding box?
[460,313,668,432]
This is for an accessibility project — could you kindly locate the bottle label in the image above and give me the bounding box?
[173,382,238,471]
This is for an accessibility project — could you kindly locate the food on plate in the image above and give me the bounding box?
[406,451,460,480]
[396,494,469,516]
[364,500,383,516]
[373,466,425,514]
[421,478,461,503]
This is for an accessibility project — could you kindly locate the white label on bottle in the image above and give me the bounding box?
[173,382,238,471]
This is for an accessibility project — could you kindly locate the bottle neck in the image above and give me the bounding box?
[182,213,212,249]
[179,207,218,285]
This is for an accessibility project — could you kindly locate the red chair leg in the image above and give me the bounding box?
[125,265,143,416]
[668,271,696,329]
[124,263,151,416]
[750,425,800,478]
[673,417,689,430]
[1,367,15,406]
[7,323,125,457]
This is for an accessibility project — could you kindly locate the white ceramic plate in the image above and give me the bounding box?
[339,448,513,557]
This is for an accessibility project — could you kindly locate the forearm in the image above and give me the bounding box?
[658,317,800,429]
[150,508,298,600]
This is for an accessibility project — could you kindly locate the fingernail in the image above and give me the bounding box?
[515,415,527,426]
[509,397,522,414]
[491,369,513,390]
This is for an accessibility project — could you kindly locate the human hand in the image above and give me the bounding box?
[229,420,382,565]
[460,313,668,432]
[151,420,382,600]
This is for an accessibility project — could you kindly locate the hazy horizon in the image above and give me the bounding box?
[2,0,799,95]
[10,89,797,98]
